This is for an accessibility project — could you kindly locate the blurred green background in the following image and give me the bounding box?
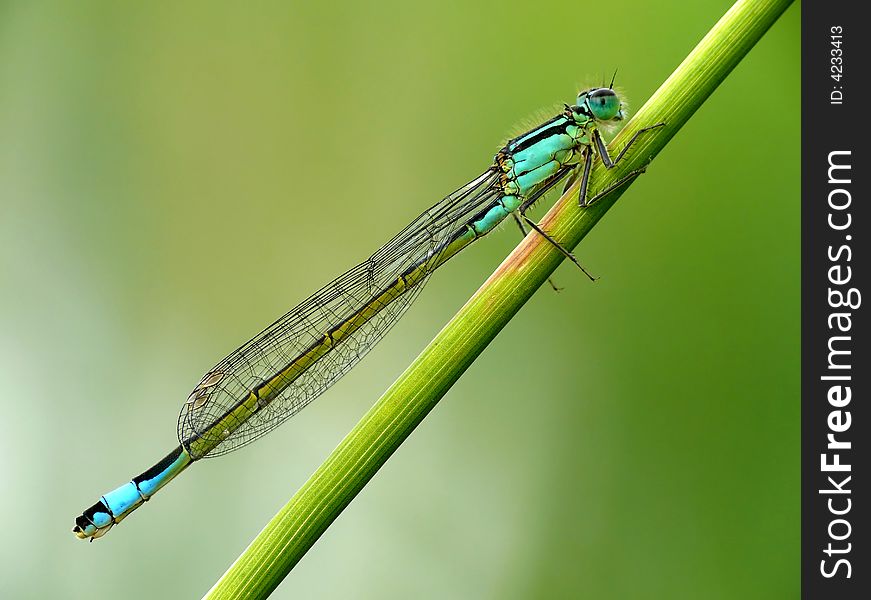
[0,1,798,598]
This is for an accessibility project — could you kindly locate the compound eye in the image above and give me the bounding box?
[589,88,615,98]
[587,88,620,121]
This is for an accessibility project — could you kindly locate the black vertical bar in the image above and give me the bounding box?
[802,1,867,598]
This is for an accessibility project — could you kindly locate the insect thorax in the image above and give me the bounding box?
[494,108,594,199]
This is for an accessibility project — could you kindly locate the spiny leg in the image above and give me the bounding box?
[519,164,652,281]
[581,121,666,208]
[518,213,597,281]
[512,213,562,292]
[582,164,650,209]
[576,146,594,207]
[593,122,666,168]
[514,158,657,281]
[515,163,598,281]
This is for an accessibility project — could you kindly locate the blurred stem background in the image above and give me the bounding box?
[0,0,798,598]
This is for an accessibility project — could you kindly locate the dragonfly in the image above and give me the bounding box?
[73,83,664,540]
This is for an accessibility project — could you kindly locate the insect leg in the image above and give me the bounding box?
[577,146,594,207]
[594,122,666,168]
[512,213,562,292]
[583,164,650,208]
[518,213,596,282]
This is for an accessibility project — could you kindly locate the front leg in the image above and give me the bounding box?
[593,122,666,168]
[583,163,650,209]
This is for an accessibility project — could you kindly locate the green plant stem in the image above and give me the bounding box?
[205,0,793,597]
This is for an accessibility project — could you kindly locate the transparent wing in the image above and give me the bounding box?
[178,169,502,458]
